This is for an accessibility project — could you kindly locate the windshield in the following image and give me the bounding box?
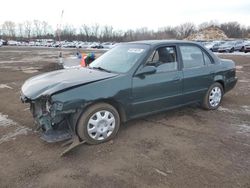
[90,44,149,73]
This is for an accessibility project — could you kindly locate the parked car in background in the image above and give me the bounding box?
[211,41,225,52]
[0,39,6,45]
[218,41,238,53]
[0,41,2,47]
[234,40,245,52]
[244,41,250,53]
[90,42,104,49]
[77,42,91,48]
[21,40,237,144]
[204,41,225,52]
[7,40,18,46]
[102,42,116,49]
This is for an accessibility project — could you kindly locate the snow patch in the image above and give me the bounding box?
[218,106,234,113]
[215,52,250,56]
[242,105,250,113]
[0,126,31,144]
[236,124,250,134]
[0,84,13,89]
[239,80,250,83]
[21,67,38,74]
[218,106,250,115]
[235,65,243,70]
[0,113,17,127]
[0,113,31,144]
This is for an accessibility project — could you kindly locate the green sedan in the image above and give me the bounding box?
[21,40,237,145]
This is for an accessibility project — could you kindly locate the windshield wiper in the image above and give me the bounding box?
[91,66,111,73]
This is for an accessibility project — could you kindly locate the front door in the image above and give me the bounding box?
[130,46,183,118]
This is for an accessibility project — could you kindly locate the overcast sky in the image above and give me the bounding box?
[1,0,250,30]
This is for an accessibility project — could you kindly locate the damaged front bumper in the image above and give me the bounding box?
[21,93,74,143]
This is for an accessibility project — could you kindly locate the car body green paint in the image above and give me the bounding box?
[21,40,237,142]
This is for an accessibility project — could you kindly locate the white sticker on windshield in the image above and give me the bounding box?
[128,48,144,53]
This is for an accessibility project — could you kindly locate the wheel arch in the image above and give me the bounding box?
[71,98,127,139]
[215,80,225,91]
[214,75,225,91]
[81,98,127,123]
[96,98,127,123]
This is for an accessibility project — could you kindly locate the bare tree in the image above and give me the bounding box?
[17,23,24,38]
[124,30,135,41]
[220,22,242,38]
[101,25,114,41]
[23,21,32,39]
[81,24,91,41]
[60,24,76,41]
[33,20,43,38]
[157,26,177,39]
[91,23,100,39]
[41,21,50,36]
[175,22,196,39]
[198,20,219,30]
[2,21,16,38]
[0,24,2,37]
[0,19,249,42]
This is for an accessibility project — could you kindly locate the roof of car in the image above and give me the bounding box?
[129,40,198,46]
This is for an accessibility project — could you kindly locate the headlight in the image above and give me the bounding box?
[45,100,52,112]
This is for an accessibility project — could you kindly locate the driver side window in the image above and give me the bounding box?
[146,46,178,72]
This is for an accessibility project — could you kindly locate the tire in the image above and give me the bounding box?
[76,103,120,144]
[202,82,224,110]
[229,48,234,53]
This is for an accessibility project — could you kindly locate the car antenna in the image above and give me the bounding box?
[57,10,64,64]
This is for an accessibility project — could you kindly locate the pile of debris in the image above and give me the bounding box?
[186,26,228,41]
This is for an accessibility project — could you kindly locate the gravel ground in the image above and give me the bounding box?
[0,46,250,188]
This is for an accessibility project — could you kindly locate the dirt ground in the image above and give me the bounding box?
[0,46,250,188]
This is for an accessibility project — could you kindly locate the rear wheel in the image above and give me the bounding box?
[76,103,120,144]
[202,83,223,110]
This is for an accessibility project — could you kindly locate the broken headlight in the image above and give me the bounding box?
[46,100,63,111]
[45,100,52,112]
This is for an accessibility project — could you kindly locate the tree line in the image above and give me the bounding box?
[0,20,249,42]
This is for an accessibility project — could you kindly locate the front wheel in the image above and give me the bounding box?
[202,83,224,110]
[76,103,120,144]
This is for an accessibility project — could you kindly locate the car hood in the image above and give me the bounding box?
[21,67,118,100]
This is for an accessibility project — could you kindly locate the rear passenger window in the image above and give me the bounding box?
[180,45,205,69]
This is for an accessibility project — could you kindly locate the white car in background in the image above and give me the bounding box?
[0,41,2,47]
[102,42,116,49]
[77,42,91,48]
[7,40,18,46]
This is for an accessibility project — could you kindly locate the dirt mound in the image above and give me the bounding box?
[186,26,228,41]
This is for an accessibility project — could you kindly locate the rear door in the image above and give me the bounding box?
[131,45,183,117]
[179,44,214,104]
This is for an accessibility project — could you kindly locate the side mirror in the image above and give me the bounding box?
[135,66,156,76]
